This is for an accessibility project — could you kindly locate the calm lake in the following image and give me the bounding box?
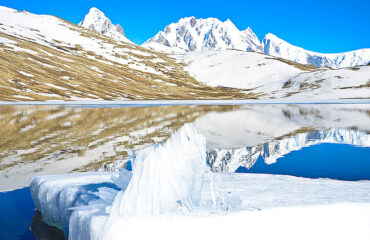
[0,104,369,239]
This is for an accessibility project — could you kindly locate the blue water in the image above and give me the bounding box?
[0,188,35,240]
[236,143,370,181]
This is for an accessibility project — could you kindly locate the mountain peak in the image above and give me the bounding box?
[88,7,104,15]
[79,7,132,43]
[143,17,261,52]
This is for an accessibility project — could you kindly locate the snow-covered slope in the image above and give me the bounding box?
[261,33,370,68]
[178,50,303,90]
[177,50,370,98]
[143,17,261,52]
[78,7,132,43]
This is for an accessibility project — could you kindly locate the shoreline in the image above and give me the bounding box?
[0,98,369,106]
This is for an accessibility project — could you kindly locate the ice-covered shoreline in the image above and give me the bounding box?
[29,124,370,240]
[30,171,370,240]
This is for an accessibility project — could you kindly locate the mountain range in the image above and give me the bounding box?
[0,6,369,101]
[78,8,369,69]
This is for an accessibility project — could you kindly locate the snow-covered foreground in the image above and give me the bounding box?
[30,124,370,240]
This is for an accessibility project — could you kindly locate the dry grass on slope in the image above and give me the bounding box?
[0,22,258,101]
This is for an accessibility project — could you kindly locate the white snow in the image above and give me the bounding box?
[175,50,370,98]
[177,50,302,89]
[43,82,68,91]
[262,33,370,68]
[17,71,34,77]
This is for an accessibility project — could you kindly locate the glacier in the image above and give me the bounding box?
[30,123,370,239]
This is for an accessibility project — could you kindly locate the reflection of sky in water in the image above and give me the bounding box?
[237,143,370,181]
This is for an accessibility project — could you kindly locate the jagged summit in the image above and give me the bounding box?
[261,33,370,68]
[143,17,261,52]
[143,16,370,68]
[78,7,132,43]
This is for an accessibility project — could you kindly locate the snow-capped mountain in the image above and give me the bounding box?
[262,33,370,69]
[143,17,261,52]
[143,17,369,68]
[79,7,132,43]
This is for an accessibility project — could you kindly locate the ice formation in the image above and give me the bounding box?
[107,123,206,220]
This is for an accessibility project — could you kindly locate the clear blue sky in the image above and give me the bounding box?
[2,0,369,53]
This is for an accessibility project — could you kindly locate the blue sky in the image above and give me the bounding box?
[2,0,369,53]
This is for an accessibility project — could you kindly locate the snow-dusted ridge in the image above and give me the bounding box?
[79,7,132,43]
[262,33,370,69]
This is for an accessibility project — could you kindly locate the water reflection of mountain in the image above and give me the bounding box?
[195,104,370,148]
[0,105,238,191]
[208,128,370,172]
[0,104,369,191]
